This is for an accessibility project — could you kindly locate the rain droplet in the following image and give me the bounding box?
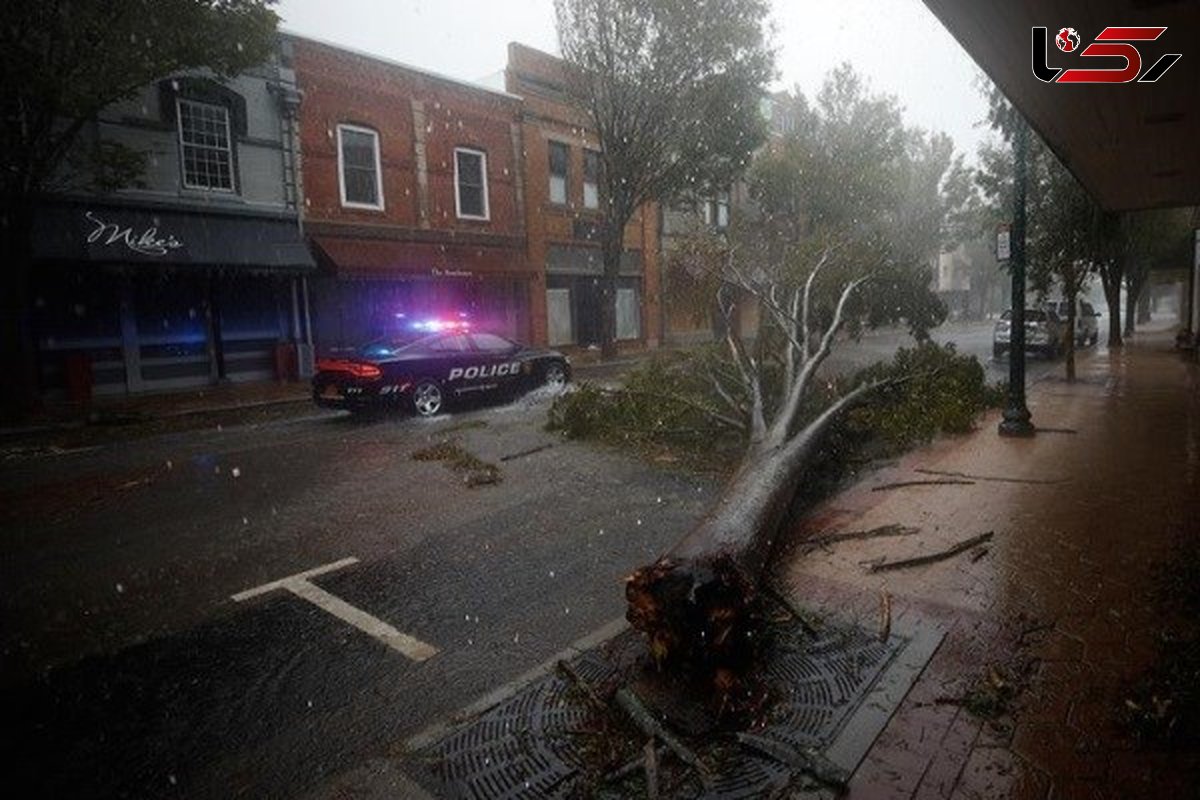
[116,583,124,594]
[231,467,241,478]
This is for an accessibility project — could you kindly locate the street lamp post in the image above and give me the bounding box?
[999,121,1035,438]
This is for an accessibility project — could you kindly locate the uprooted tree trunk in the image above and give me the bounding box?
[625,251,886,716]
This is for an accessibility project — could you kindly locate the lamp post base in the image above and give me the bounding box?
[998,405,1035,437]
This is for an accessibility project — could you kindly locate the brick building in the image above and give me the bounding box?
[505,44,661,350]
[289,35,537,351]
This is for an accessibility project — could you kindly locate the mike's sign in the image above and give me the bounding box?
[1032,26,1181,84]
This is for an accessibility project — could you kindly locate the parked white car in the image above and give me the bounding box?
[1049,299,1100,347]
[993,308,1065,359]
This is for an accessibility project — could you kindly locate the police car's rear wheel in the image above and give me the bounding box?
[412,380,443,417]
[544,363,567,390]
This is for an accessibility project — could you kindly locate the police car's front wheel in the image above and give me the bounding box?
[412,380,443,417]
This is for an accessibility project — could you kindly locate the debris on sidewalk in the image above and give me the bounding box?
[866,531,995,573]
[878,590,892,642]
[938,665,1019,719]
[800,523,920,551]
[914,467,1068,485]
[871,478,975,491]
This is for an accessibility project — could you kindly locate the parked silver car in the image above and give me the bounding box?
[993,308,1065,359]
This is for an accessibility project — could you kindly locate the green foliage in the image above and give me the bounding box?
[553,0,773,351]
[549,342,1001,470]
[849,342,1002,452]
[555,0,774,217]
[742,66,954,339]
[547,350,747,470]
[0,0,280,199]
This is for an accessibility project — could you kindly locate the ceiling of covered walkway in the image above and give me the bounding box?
[922,0,1199,212]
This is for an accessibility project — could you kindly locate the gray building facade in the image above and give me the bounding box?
[29,40,314,397]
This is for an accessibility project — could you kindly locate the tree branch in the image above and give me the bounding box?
[770,275,869,445]
[595,387,746,432]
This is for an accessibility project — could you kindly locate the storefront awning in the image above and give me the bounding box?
[32,201,316,271]
[310,236,531,279]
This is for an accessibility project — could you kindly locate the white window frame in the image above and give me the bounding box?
[715,191,730,228]
[582,149,601,210]
[453,147,490,221]
[336,123,385,211]
[547,140,569,205]
[176,98,235,193]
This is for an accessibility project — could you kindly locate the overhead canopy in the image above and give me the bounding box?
[310,236,531,279]
[922,0,1200,211]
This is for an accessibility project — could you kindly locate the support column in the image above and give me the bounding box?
[411,100,431,229]
[118,276,143,393]
[999,121,1035,438]
[204,273,227,383]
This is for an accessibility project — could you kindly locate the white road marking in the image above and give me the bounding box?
[232,557,438,662]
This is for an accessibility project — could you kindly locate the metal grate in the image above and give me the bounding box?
[409,622,903,799]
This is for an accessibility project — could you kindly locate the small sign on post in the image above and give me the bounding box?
[996,223,1012,262]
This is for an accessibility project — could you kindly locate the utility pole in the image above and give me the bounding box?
[999,120,1035,438]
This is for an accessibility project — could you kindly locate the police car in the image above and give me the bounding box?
[312,323,571,416]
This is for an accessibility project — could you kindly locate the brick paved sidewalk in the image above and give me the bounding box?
[781,334,1200,798]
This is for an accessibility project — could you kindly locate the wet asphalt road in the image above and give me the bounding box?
[0,321,1084,798]
[0,388,717,799]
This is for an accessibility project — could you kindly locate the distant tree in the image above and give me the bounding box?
[0,0,280,418]
[554,0,774,358]
[742,66,952,339]
[1117,209,1192,337]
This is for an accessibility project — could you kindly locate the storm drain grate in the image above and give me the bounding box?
[408,622,904,799]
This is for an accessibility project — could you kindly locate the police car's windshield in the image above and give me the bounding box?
[355,333,435,359]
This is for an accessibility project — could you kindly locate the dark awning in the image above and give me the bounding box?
[310,236,531,279]
[32,201,316,272]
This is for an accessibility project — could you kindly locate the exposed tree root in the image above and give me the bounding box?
[625,554,770,722]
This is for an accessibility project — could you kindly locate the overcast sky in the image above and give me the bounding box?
[277,0,995,161]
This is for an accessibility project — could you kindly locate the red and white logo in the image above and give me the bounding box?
[1055,27,1081,52]
[1033,26,1181,84]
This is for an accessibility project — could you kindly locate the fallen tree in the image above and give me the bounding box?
[624,250,896,716]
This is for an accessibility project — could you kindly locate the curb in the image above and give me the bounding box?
[0,394,313,439]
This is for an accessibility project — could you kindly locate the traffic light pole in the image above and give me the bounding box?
[999,121,1035,438]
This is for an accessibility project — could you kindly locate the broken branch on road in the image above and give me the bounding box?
[411,439,501,488]
[499,443,553,462]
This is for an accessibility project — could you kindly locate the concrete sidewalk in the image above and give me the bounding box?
[782,330,1200,798]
